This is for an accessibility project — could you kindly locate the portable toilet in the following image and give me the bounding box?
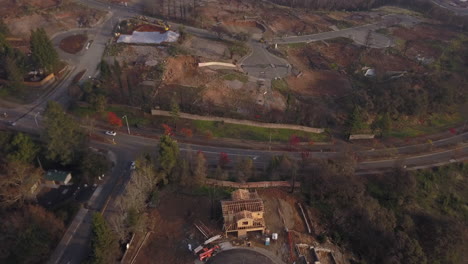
[265,237,270,246]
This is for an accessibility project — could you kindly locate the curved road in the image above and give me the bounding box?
[0,0,459,263]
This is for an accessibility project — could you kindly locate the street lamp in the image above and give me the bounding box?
[34,112,40,128]
[122,115,130,134]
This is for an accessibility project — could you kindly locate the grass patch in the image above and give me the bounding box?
[271,78,289,93]
[222,72,248,83]
[106,105,150,127]
[388,109,465,138]
[192,120,328,142]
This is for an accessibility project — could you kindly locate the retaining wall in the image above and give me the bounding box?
[205,178,300,188]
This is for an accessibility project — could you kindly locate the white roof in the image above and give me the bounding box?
[117,31,179,44]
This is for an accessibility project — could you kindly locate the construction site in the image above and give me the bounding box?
[125,187,348,264]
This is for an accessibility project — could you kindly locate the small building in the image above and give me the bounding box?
[43,170,72,188]
[221,189,265,237]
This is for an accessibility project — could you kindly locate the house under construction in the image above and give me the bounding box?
[221,189,266,237]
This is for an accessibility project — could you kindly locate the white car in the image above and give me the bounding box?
[130,161,136,170]
[105,131,117,136]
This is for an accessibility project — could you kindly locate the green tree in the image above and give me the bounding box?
[30,28,59,73]
[345,106,365,135]
[90,213,118,264]
[170,98,180,124]
[0,18,9,36]
[4,56,23,82]
[80,151,109,183]
[157,135,179,181]
[43,101,85,165]
[6,133,39,163]
[372,112,392,137]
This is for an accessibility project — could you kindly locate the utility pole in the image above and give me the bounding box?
[122,115,131,134]
[34,112,40,128]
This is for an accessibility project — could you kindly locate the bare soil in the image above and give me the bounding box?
[182,36,229,61]
[392,24,457,42]
[287,70,352,97]
[5,1,107,37]
[136,190,217,264]
[360,49,423,73]
[163,56,203,85]
[134,24,165,33]
[59,34,88,54]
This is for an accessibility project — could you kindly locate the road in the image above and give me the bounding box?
[0,0,458,262]
[431,0,468,16]
[273,14,419,47]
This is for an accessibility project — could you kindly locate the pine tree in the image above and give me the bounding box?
[90,213,118,264]
[30,28,59,73]
[157,135,180,182]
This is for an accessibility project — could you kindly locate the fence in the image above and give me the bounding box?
[151,109,324,133]
[205,178,300,188]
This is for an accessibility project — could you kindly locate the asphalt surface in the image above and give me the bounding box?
[206,249,276,264]
[0,0,461,263]
[273,14,420,47]
[431,0,468,16]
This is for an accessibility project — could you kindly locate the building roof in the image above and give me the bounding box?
[45,170,70,182]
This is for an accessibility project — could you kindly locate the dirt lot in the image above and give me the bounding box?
[182,36,229,61]
[163,56,208,86]
[134,24,166,33]
[0,0,59,18]
[111,45,168,66]
[5,0,107,38]
[135,190,221,264]
[286,70,352,97]
[59,34,88,54]
[193,0,379,37]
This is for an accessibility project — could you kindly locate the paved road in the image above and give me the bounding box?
[0,0,457,262]
[240,41,290,80]
[431,0,468,16]
[207,248,279,264]
[273,14,419,47]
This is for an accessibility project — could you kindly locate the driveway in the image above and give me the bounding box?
[207,248,283,264]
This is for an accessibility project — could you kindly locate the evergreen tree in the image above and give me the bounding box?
[157,135,179,182]
[345,106,365,135]
[43,101,85,165]
[30,28,59,73]
[6,133,39,163]
[90,213,118,264]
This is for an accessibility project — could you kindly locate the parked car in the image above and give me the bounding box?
[105,131,117,136]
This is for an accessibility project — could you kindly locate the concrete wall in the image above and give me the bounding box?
[205,179,300,188]
[349,134,375,140]
[198,62,236,68]
[151,109,324,133]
